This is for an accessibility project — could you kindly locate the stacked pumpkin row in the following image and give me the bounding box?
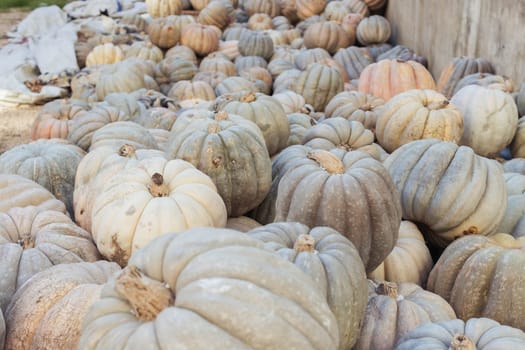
[3,0,525,348]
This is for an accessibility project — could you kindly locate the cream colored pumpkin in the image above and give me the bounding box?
[85,43,124,67]
[91,157,227,266]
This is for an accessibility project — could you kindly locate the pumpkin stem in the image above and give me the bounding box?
[148,173,170,197]
[361,103,372,111]
[307,150,345,174]
[376,281,398,298]
[462,226,479,236]
[208,122,222,134]
[240,92,256,103]
[294,234,316,253]
[118,144,136,158]
[426,99,449,110]
[450,334,476,350]
[214,111,228,121]
[18,236,35,249]
[115,265,174,322]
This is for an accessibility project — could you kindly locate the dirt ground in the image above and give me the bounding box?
[0,9,43,155]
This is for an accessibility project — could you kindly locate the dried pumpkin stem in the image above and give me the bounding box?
[115,265,174,322]
[240,92,256,103]
[208,122,222,134]
[450,334,476,350]
[18,236,35,249]
[118,144,136,158]
[214,111,229,121]
[307,150,345,174]
[294,234,316,253]
[426,100,449,110]
[361,104,372,111]
[376,281,398,298]
[148,173,170,197]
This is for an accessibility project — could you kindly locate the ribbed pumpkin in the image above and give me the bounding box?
[323,1,351,23]
[355,280,456,350]
[235,55,268,74]
[0,206,101,312]
[95,59,156,100]
[199,54,236,76]
[368,221,433,286]
[275,148,402,272]
[272,90,307,114]
[356,15,391,45]
[214,76,257,96]
[146,16,181,50]
[146,0,182,17]
[358,59,437,101]
[5,261,120,350]
[238,29,275,60]
[428,233,525,330]
[293,63,344,112]
[180,23,220,57]
[384,139,507,247]
[333,46,374,81]
[342,0,369,17]
[135,107,178,131]
[198,0,231,29]
[168,80,216,102]
[303,21,351,55]
[0,174,66,213]
[85,43,124,67]
[287,113,317,146]
[165,44,198,64]
[0,139,85,216]
[324,90,384,132]
[377,45,428,68]
[243,0,280,17]
[498,172,525,237]
[88,121,160,151]
[437,56,495,99]
[248,13,273,30]
[155,57,198,94]
[78,228,340,349]
[295,47,331,70]
[165,111,271,217]
[452,72,514,96]
[510,116,525,158]
[73,144,166,233]
[225,216,261,232]
[91,157,227,266]
[451,85,518,157]
[247,222,368,350]
[396,317,525,350]
[296,0,326,20]
[31,100,86,140]
[376,89,464,153]
[218,91,290,156]
[125,41,164,63]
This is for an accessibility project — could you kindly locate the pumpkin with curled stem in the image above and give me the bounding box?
[91,156,227,266]
[0,206,101,313]
[427,233,525,330]
[247,222,368,350]
[78,228,340,349]
[275,148,401,273]
[384,139,507,247]
[5,261,120,350]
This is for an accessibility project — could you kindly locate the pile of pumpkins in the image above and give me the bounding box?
[3,0,525,348]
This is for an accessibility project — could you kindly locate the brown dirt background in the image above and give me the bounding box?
[0,9,41,155]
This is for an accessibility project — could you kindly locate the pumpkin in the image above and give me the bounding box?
[287,113,317,146]
[375,89,464,153]
[354,280,456,350]
[104,92,148,121]
[218,39,240,60]
[243,0,280,17]
[0,206,101,312]
[333,46,374,81]
[272,90,308,114]
[384,139,507,247]
[218,91,290,156]
[214,76,257,96]
[85,43,124,67]
[248,13,273,30]
[238,29,274,61]
[396,317,525,350]
[342,0,369,17]
[135,107,178,131]
[340,13,363,40]
[504,158,525,175]
[293,63,344,112]
[272,15,292,30]
[451,85,518,157]
[267,58,296,78]
[428,233,525,330]
[146,0,182,17]
[275,148,402,272]
[510,116,525,158]
[377,45,428,68]
[198,0,232,29]
[146,16,181,50]
[180,23,220,57]
[73,144,166,233]
[515,81,525,117]
[235,55,268,74]
[356,15,391,45]
[155,57,198,94]
[225,216,261,232]
[296,0,327,20]
[165,44,198,64]
[31,100,86,140]
[0,174,66,214]
[0,139,85,216]
[168,80,216,102]
[193,70,228,88]
[247,222,368,349]
[88,121,160,151]
[78,228,339,349]
[324,91,384,132]
[240,66,273,90]
[303,21,351,55]
[125,41,164,63]
[368,221,433,286]
[358,59,437,101]
[323,1,351,23]
[190,0,211,10]
[294,47,331,70]
[67,105,130,150]
[5,261,120,350]
[437,56,495,99]
[452,72,515,96]
[199,54,236,76]
[498,172,525,237]
[91,157,227,266]
[165,111,272,217]
[273,68,302,94]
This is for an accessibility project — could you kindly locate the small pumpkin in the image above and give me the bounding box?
[437,56,495,99]
[88,121,160,151]
[85,43,124,67]
[145,0,182,17]
[238,29,275,61]
[303,21,351,55]
[324,90,384,132]
[180,23,220,57]
[293,63,344,112]
[333,46,374,81]
[356,15,391,45]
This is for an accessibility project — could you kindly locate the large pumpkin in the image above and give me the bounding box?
[275,148,402,272]
[0,139,85,216]
[355,280,456,350]
[78,228,340,349]
[293,63,344,112]
[498,172,525,237]
[384,139,507,247]
[247,222,368,350]
[427,233,525,330]
[451,85,518,157]
[396,317,525,350]
[375,89,464,153]
[303,21,351,55]
[0,206,100,312]
[91,156,227,266]
[358,59,436,101]
[88,121,160,151]
[165,111,272,217]
[4,261,120,350]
